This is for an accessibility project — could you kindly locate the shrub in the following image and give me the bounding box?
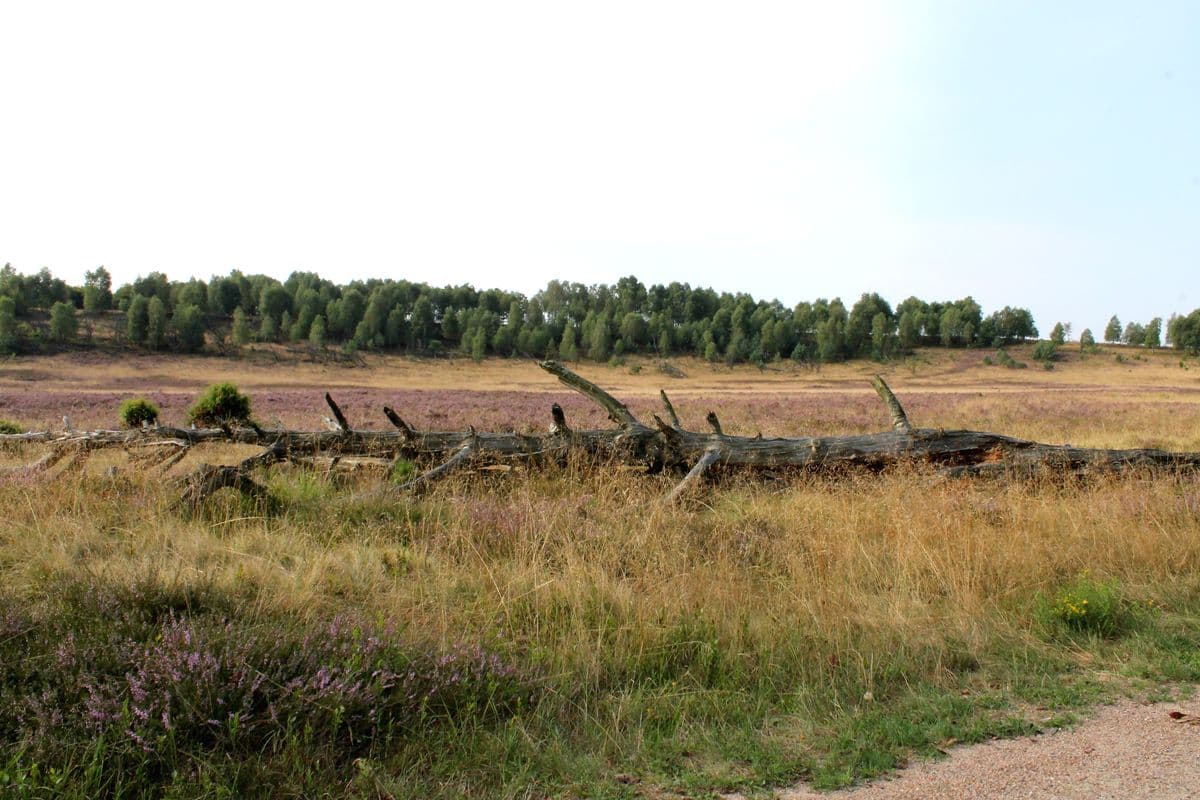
[993,349,1026,369]
[188,383,252,427]
[118,398,160,429]
[0,419,22,434]
[1031,340,1059,362]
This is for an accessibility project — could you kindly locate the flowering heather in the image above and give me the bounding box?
[0,582,531,792]
[7,385,1195,442]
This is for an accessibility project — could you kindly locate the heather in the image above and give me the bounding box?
[3,385,1199,452]
[0,579,530,798]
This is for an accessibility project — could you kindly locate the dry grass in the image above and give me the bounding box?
[2,350,1200,797]
[5,463,1198,669]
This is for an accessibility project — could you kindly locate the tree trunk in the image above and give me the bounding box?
[3,360,1199,504]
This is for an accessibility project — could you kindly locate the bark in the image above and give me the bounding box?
[3,361,1199,504]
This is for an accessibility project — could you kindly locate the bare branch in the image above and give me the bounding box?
[393,443,475,493]
[705,411,723,436]
[659,390,681,428]
[871,375,912,434]
[325,393,350,432]
[550,403,569,434]
[539,360,643,429]
[665,448,722,504]
[382,407,415,439]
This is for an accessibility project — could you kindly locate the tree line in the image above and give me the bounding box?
[1,263,1196,362]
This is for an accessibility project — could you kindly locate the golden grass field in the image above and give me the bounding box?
[2,344,1199,798]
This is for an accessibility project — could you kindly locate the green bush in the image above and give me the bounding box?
[993,349,1027,369]
[188,382,252,427]
[118,397,160,428]
[0,419,23,434]
[1031,340,1059,362]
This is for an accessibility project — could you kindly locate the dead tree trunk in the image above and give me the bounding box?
[3,360,1200,504]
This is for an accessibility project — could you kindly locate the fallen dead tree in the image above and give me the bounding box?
[3,360,1200,506]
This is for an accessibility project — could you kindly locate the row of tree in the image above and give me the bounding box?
[1,264,1196,361]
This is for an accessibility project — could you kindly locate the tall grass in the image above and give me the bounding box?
[2,455,1199,796]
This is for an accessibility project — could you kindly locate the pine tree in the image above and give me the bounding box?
[127,295,150,345]
[49,301,78,342]
[309,314,327,348]
[173,304,206,352]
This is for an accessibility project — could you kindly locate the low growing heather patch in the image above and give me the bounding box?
[0,581,532,797]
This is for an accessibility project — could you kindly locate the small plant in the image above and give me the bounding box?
[628,364,643,375]
[118,397,160,428]
[0,419,22,434]
[390,458,417,483]
[993,349,1027,369]
[188,382,252,427]
[1045,573,1124,637]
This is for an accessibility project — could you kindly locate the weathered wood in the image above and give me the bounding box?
[325,393,350,432]
[4,367,1200,505]
[539,360,645,430]
[871,374,912,434]
[659,391,682,429]
[665,448,722,504]
[382,407,415,439]
[705,411,723,436]
[550,403,569,434]
[393,443,475,493]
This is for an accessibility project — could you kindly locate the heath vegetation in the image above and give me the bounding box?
[1,351,1198,798]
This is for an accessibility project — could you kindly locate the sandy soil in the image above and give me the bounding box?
[728,696,1200,800]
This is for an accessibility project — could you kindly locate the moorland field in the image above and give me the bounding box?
[1,344,1199,798]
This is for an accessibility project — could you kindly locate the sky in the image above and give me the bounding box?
[1,1,1196,338]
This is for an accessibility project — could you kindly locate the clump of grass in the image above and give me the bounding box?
[391,458,418,483]
[118,397,160,428]
[188,382,252,427]
[1041,572,1126,637]
[0,419,22,434]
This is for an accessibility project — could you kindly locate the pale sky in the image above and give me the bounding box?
[1,1,1196,337]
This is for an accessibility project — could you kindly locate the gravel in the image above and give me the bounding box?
[729,696,1200,800]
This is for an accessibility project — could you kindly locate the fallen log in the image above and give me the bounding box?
[2,361,1199,505]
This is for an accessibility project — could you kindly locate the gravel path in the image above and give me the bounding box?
[730,696,1200,800]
